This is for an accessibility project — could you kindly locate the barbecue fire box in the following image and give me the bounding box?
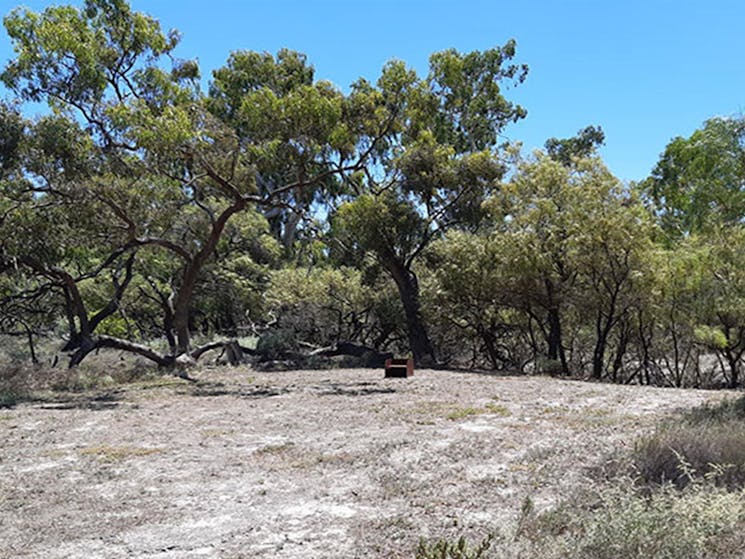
[384,357,414,378]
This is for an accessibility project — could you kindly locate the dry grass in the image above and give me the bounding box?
[79,445,163,462]
[632,395,745,489]
[417,483,745,559]
[0,353,171,408]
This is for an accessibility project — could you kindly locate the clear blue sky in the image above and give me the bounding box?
[2,0,744,182]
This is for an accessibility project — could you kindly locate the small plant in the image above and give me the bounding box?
[484,402,510,416]
[415,533,493,559]
[447,407,484,420]
[573,482,745,559]
[256,329,298,360]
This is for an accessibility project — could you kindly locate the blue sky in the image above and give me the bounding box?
[2,0,744,182]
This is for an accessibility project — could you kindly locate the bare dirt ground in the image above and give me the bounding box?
[0,367,736,558]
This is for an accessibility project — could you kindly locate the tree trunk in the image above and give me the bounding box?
[384,258,436,367]
[163,299,177,355]
[610,321,630,382]
[172,303,191,356]
[168,199,247,356]
[479,327,501,370]
[24,323,38,365]
[724,348,741,389]
[546,306,568,375]
[592,338,606,380]
[543,279,568,375]
[70,334,174,368]
[68,335,97,368]
[592,293,621,380]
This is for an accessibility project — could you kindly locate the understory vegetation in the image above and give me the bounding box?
[1,0,744,387]
[416,396,745,559]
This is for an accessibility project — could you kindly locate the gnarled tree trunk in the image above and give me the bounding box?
[384,257,436,367]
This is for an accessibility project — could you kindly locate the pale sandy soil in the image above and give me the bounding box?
[0,367,735,558]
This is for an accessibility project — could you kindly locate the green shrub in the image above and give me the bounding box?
[415,534,493,559]
[572,483,745,559]
[632,423,745,489]
[256,329,298,360]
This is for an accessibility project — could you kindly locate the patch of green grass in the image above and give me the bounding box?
[447,407,484,420]
[445,403,510,420]
[484,402,510,416]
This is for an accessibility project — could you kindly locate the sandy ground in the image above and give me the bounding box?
[0,367,735,558]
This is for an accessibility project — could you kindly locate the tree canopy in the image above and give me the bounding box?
[1,0,743,389]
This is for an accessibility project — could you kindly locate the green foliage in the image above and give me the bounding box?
[415,534,493,559]
[265,266,400,350]
[573,483,745,559]
[642,116,745,236]
[2,0,182,124]
[255,329,298,360]
[414,483,745,559]
[1,0,742,381]
[331,42,527,363]
[544,125,605,166]
[694,325,729,350]
[0,102,23,175]
[427,41,528,151]
[335,191,427,258]
[431,152,656,375]
[0,0,360,361]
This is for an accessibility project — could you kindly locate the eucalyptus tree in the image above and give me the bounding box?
[545,125,605,166]
[332,43,528,365]
[1,0,373,366]
[642,116,745,237]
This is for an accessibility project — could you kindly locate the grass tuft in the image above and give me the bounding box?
[631,396,745,489]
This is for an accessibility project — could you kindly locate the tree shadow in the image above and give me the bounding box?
[34,391,124,411]
[186,379,397,399]
[187,381,289,399]
[313,383,398,397]
[436,365,519,377]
